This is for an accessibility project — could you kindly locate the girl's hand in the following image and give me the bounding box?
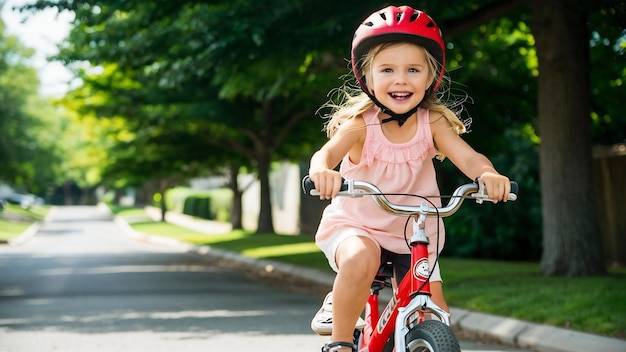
[479,172,511,203]
[308,169,343,200]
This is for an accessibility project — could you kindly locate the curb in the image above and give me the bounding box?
[112,213,626,352]
[5,222,40,246]
[3,206,58,247]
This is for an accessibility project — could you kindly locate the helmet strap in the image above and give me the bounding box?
[358,75,425,127]
[370,95,420,127]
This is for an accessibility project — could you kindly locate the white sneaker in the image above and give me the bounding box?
[311,291,366,335]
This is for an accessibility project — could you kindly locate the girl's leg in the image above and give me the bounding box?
[330,236,380,350]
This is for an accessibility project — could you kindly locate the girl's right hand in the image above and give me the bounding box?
[308,169,343,200]
[479,171,511,203]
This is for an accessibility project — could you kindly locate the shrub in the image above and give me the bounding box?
[165,187,232,222]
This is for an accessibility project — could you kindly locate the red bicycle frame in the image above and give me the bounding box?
[358,211,449,352]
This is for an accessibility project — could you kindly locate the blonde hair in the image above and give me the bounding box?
[320,43,469,158]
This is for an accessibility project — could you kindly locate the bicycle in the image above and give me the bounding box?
[302,176,518,352]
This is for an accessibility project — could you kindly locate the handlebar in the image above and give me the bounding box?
[302,176,518,218]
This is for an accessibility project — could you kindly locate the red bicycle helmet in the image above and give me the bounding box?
[351,5,446,95]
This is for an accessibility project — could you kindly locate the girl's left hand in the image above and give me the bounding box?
[479,172,511,203]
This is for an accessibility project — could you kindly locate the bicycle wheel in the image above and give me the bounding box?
[380,320,460,352]
[404,320,460,352]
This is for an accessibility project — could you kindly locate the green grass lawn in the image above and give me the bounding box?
[0,220,31,242]
[0,203,49,242]
[109,206,626,339]
[441,259,625,338]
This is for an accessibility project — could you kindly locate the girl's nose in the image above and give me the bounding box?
[394,73,408,84]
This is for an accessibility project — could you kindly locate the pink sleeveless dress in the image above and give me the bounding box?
[315,107,446,280]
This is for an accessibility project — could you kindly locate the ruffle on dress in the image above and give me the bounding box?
[360,108,436,167]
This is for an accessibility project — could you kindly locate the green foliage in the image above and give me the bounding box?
[182,196,211,220]
[588,4,626,144]
[439,124,542,261]
[434,14,542,260]
[12,0,624,258]
[164,187,194,213]
[0,19,67,194]
[165,186,232,222]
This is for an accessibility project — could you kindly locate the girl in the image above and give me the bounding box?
[307,5,512,352]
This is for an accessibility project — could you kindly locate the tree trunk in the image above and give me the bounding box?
[228,164,244,230]
[159,178,168,222]
[256,148,274,233]
[531,0,606,276]
[79,186,89,205]
[63,181,74,205]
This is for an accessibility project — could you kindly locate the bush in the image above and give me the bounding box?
[165,187,232,222]
[182,195,211,219]
[437,126,542,261]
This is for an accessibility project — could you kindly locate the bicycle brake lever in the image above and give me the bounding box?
[472,179,519,203]
[473,179,489,204]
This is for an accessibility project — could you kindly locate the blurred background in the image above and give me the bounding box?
[0,0,624,275]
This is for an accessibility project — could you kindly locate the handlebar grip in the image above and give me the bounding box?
[302,175,348,196]
[302,176,316,195]
[476,178,519,202]
[510,181,519,197]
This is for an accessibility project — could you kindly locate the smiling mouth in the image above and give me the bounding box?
[390,92,413,100]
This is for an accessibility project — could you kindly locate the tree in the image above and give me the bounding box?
[441,0,621,275]
[0,16,65,194]
[24,0,345,233]
[530,0,607,276]
[21,0,624,274]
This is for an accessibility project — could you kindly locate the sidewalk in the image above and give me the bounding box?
[119,208,625,352]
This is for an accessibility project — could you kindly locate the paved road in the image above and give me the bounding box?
[0,206,527,352]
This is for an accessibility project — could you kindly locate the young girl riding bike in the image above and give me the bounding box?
[307,5,512,352]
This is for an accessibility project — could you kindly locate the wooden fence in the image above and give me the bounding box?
[592,143,626,268]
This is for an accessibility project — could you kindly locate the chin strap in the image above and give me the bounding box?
[369,93,420,127]
[379,105,419,126]
[358,75,433,127]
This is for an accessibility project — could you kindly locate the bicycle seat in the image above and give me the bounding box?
[372,260,394,291]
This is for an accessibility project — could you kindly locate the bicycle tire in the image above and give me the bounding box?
[382,320,460,352]
[405,320,460,352]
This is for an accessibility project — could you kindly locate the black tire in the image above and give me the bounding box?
[405,320,460,352]
[381,320,460,352]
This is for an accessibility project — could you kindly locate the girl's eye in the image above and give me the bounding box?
[409,68,419,73]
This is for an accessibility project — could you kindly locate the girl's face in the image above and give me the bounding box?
[368,43,434,115]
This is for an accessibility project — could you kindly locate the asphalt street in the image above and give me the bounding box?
[0,206,528,351]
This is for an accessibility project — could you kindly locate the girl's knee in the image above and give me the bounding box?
[335,236,380,276]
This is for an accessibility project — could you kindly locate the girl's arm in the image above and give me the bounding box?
[431,113,511,202]
[309,117,365,199]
